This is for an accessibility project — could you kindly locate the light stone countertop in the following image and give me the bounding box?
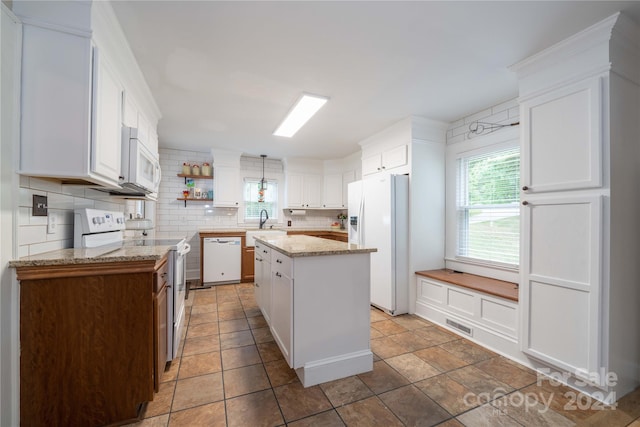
[9,244,171,268]
[254,234,376,258]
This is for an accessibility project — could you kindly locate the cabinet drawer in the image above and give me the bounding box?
[255,242,272,259]
[272,252,292,277]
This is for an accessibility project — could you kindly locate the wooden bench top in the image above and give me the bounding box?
[416,269,519,302]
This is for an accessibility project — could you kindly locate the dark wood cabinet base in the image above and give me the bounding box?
[17,259,166,427]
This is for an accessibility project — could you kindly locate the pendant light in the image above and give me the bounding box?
[258,154,267,203]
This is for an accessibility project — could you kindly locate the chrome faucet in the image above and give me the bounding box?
[259,209,269,229]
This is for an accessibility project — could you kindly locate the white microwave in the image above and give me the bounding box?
[120,126,161,195]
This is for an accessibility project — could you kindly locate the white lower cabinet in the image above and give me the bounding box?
[520,195,603,380]
[254,242,272,324]
[271,254,293,365]
[255,240,373,387]
[415,276,521,361]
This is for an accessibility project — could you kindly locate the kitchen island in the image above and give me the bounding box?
[253,234,376,387]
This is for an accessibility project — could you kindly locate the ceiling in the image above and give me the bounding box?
[111,1,640,160]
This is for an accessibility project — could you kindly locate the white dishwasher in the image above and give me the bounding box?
[203,237,242,284]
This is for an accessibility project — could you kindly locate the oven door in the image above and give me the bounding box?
[168,243,190,361]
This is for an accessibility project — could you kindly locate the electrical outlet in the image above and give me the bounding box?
[287,220,292,227]
[47,212,57,234]
[32,195,48,216]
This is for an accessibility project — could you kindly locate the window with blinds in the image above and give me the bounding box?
[456,146,520,266]
[244,179,278,221]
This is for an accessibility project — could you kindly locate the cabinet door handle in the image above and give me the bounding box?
[276,272,282,278]
[522,201,529,206]
[381,166,386,169]
[522,186,529,191]
[377,167,381,171]
[276,259,282,264]
[255,283,260,287]
[263,250,268,254]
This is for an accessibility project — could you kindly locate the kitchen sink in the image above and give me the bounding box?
[245,229,287,247]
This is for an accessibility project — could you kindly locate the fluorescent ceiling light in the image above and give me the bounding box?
[273,94,328,137]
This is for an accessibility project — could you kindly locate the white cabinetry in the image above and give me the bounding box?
[92,51,123,183]
[322,173,343,208]
[19,24,123,187]
[286,173,322,208]
[519,79,605,380]
[415,276,520,359]
[254,242,272,323]
[521,78,602,194]
[271,251,293,365]
[362,145,408,176]
[213,166,240,207]
[256,239,373,387]
[512,12,640,401]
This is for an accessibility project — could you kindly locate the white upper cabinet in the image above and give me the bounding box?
[123,94,138,128]
[286,173,304,208]
[521,77,602,193]
[92,51,123,183]
[303,174,322,208]
[15,1,161,189]
[19,24,122,188]
[362,154,382,176]
[213,166,240,207]
[286,173,322,208]
[322,173,343,208]
[284,158,323,209]
[362,145,408,176]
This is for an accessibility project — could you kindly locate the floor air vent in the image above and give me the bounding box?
[446,319,472,336]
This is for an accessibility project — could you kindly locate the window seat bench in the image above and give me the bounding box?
[414,269,525,363]
[415,269,518,302]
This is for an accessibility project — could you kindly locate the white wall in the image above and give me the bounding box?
[446,98,520,145]
[443,98,520,283]
[1,5,20,425]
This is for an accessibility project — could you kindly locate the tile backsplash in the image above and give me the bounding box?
[17,176,126,257]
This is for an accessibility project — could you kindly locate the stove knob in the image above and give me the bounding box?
[92,217,98,224]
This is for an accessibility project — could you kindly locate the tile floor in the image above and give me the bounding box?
[127,283,640,427]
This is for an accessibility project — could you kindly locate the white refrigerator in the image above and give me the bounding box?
[348,173,409,315]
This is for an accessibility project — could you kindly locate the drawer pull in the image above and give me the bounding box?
[276,259,282,264]
[276,272,282,278]
[522,201,529,206]
[263,250,268,254]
